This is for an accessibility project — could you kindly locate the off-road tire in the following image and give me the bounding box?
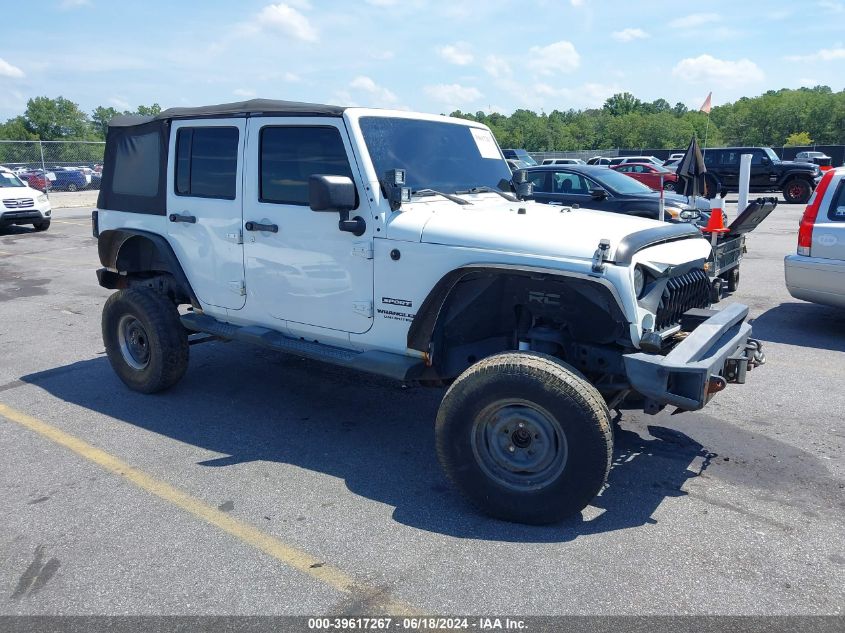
[783,178,811,204]
[435,352,613,524]
[725,268,740,293]
[102,288,189,394]
[32,220,50,231]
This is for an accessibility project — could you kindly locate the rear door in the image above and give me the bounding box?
[812,175,845,261]
[166,119,246,310]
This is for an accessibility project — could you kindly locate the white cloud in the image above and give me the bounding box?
[234,88,257,97]
[529,82,619,109]
[669,13,720,29]
[817,0,844,12]
[59,0,92,9]
[570,0,586,6]
[483,54,512,79]
[672,55,764,88]
[612,28,649,42]
[527,41,580,76]
[0,58,25,79]
[785,47,845,62]
[424,83,483,108]
[365,0,398,5]
[109,97,130,110]
[437,42,473,66]
[252,3,318,42]
[350,75,398,106]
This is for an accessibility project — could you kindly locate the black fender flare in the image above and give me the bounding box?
[96,228,199,308]
[407,264,629,354]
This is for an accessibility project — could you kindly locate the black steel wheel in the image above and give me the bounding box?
[436,352,612,524]
[102,288,189,393]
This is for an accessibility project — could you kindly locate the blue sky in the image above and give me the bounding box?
[1,0,844,120]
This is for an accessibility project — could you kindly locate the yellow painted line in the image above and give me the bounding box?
[0,401,417,615]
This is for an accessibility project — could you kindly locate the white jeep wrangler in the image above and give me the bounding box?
[93,99,765,524]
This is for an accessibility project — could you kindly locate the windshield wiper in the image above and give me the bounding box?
[411,189,471,205]
[454,186,518,202]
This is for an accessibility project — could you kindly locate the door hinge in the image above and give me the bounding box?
[352,300,373,317]
[352,242,374,259]
[226,230,244,244]
[229,280,246,296]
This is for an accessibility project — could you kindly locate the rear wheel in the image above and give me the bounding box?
[102,287,189,393]
[66,183,78,192]
[783,178,811,204]
[663,180,676,192]
[435,352,612,524]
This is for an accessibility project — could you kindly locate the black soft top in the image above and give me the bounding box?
[108,98,346,127]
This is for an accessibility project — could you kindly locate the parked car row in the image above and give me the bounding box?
[2,165,102,192]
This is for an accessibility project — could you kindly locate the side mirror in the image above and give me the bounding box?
[309,175,356,212]
[309,175,365,236]
[511,169,534,200]
[590,188,608,200]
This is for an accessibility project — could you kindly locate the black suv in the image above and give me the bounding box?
[703,147,821,204]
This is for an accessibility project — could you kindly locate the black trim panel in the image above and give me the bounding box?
[613,223,703,265]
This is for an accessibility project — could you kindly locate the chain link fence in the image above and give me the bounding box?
[0,140,105,192]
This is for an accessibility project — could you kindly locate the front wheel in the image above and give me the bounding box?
[66,183,78,192]
[783,178,811,204]
[435,352,613,524]
[102,288,189,393]
[663,181,676,192]
[32,220,50,231]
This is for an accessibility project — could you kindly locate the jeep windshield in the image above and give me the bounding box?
[359,117,514,196]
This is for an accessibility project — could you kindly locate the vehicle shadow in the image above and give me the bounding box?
[750,301,845,353]
[21,344,719,543]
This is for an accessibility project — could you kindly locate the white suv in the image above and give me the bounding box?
[0,167,52,231]
[92,99,765,524]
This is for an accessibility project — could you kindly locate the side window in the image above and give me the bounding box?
[617,166,631,173]
[260,126,355,206]
[113,131,160,196]
[703,151,716,166]
[828,182,845,222]
[750,150,767,166]
[527,171,548,192]
[719,151,739,167]
[175,127,239,199]
[553,172,589,194]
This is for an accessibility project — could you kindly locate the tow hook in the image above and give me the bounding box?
[707,375,727,396]
[746,338,766,369]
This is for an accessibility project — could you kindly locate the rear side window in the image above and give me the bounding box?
[526,171,548,192]
[175,127,239,199]
[112,131,160,196]
[829,181,845,222]
[260,126,355,206]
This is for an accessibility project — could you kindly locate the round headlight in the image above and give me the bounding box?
[634,266,645,297]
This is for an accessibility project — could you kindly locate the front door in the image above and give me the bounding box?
[242,117,374,336]
[166,119,246,310]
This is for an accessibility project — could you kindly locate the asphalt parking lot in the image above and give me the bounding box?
[0,194,843,616]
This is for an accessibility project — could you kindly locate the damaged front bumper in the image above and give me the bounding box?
[623,303,765,413]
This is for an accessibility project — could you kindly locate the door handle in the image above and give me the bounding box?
[245,221,278,233]
[169,213,196,224]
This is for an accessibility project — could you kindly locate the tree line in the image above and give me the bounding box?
[1,86,843,151]
[452,86,845,151]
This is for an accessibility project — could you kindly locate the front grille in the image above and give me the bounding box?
[3,198,34,209]
[655,269,711,331]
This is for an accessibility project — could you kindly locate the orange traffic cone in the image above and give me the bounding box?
[702,205,729,234]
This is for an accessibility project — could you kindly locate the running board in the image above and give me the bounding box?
[181,313,425,382]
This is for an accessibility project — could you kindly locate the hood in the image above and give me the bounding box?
[386,195,698,262]
[780,160,818,172]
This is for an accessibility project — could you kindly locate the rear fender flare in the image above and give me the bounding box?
[97,229,199,308]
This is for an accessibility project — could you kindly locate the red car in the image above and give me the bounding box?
[611,162,679,191]
[19,170,50,192]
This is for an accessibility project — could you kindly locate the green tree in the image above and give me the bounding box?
[22,96,94,140]
[135,104,162,117]
[91,106,121,138]
[603,92,642,117]
[785,131,813,146]
[0,116,38,140]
